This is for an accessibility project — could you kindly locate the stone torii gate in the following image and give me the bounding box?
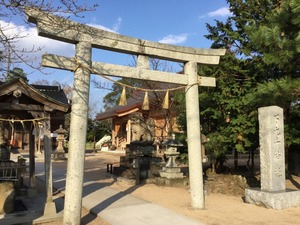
[26,8,225,225]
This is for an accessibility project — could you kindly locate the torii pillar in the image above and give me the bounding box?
[26,8,225,225]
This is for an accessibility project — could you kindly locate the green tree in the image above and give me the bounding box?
[243,0,300,149]
[175,0,300,172]
[245,0,300,77]
[246,78,300,147]
[6,67,28,82]
[86,118,111,150]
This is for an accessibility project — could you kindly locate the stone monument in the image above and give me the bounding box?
[245,106,300,209]
[119,114,161,183]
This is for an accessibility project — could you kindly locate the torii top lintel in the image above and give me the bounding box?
[25,8,225,65]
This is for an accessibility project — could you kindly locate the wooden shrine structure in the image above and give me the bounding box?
[0,78,69,200]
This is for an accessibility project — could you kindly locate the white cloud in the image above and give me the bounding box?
[0,20,74,59]
[0,16,123,67]
[87,23,117,33]
[113,17,122,33]
[207,7,231,17]
[158,34,188,45]
[88,17,122,33]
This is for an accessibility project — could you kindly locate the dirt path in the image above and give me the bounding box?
[40,152,300,225]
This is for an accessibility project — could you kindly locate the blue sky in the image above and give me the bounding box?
[1,0,231,116]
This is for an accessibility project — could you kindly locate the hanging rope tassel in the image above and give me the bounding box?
[119,87,127,106]
[162,91,169,109]
[142,91,150,110]
[20,121,26,132]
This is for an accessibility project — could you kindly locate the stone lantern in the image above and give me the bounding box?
[53,125,68,159]
[159,135,184,179]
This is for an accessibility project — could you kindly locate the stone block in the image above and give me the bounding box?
[0,181,15,214]
[159,171,183,179]
[160,167,183,179]
[258,106,285,191]
[126,143,155,157]
[245,188,300,210]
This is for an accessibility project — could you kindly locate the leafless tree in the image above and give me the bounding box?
[0,0,98,79]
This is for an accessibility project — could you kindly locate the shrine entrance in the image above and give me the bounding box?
[26,7,225,225]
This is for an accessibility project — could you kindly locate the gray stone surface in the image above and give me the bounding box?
[245,106,300,210]
[160,167,183,179]
[245,188,300,210]
[258,106,285,191]
[0,181,15,214]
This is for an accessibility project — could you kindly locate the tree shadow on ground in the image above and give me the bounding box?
[288,175,300,190]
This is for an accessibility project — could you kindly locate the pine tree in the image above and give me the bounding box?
[175,0,300,171]
[5,67,28,83]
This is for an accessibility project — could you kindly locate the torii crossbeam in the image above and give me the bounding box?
[26,7,225,225]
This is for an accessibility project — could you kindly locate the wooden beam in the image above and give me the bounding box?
[42,54,216,87]
[0,103,44,111]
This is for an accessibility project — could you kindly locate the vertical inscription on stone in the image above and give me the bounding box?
[274,114,281,143]
[258,106,285,192]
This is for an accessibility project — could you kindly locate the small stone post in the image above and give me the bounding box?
[28,126,36,197]
[245,106,300,209]
[43,116,57,216]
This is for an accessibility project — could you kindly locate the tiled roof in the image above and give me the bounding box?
[31,84,69,105]
[95,90,168,120]
[0,79,70,111]
[96,96,143,120]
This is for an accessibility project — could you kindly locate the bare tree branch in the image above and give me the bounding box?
[0,0,98,78]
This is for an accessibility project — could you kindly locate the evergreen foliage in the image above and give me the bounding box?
[5,67,28,82]
[175,0,300,170]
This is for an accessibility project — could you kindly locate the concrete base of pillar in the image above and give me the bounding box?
[43,201,57,216]
[33,202,62,224]
[245,188,300,210]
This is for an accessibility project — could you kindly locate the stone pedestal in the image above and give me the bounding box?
[245,188,300,210]
[160,151,183,179]
[43,201,57,216]
[0,181,15,214]
[160,167,183,179]
[119,143,161,181]
[245,106,300,209]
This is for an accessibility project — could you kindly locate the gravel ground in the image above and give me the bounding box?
[9,150,300,225]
